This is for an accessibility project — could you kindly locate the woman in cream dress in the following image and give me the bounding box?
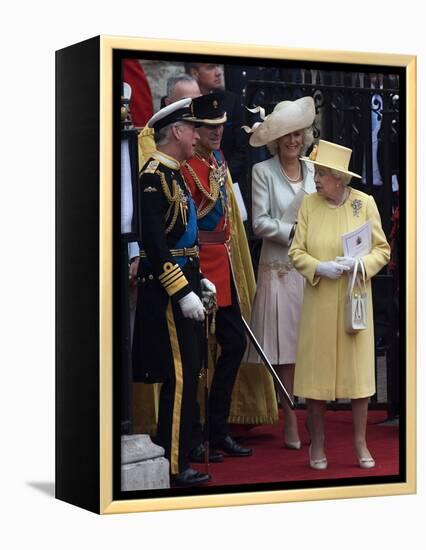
[244,97,316,448]
[289,140,390,470]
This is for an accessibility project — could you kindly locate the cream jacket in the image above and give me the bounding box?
[251,154,316,268]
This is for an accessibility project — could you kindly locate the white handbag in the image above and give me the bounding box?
[344,258,367,334]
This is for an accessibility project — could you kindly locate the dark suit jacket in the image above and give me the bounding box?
[221,90,248,193]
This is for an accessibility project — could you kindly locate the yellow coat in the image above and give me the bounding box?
[288,188,390,400]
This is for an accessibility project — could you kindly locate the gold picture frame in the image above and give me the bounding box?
[56,35,416,514]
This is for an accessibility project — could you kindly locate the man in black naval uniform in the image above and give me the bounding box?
[132,98,217,487]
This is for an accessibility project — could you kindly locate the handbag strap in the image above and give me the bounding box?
[357,259,367,293]
[347,258,367,296]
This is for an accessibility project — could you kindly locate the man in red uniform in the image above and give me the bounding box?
[181,93,252,461]
[184,63,247,193]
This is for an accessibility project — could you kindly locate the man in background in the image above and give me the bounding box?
[185,63,248,197]
[163,73,200,106]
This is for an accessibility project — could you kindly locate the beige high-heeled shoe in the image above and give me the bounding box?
[284,425,301,450]
[358,456,375,469]
[309,444,328,470]
[284,440,302,450]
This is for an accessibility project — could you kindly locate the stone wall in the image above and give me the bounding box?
[139,59,184,112]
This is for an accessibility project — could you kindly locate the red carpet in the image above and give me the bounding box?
[191,410,400,486]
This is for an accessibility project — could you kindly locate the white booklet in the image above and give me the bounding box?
[341,221,372,258]
[282,188,308,225]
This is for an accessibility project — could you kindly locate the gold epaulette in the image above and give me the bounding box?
[141,159,159,175]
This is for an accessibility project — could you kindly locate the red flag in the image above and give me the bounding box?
[122,59,154,127]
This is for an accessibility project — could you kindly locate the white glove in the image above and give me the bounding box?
[316,261,350,279]
[335,256,356,271]
[179,291,205,322]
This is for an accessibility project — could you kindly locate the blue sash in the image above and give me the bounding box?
[174,196,197,267]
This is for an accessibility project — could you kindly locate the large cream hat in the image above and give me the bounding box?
[301,139,361,178]
[243,96,315,147]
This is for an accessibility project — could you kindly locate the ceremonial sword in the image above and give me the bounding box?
[240,316,295,410]
[201,306,296,473]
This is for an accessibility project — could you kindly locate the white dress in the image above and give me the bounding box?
[246,155,315,365]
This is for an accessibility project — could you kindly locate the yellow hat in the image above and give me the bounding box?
[301,139,361,178]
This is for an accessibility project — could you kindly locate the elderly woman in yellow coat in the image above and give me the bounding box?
[288,140,390,470]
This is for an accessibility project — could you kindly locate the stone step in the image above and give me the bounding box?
[121,434,164,464]
[121,457,170,490]
[121,434,170,490]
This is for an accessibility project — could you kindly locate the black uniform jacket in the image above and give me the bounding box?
[132,155,202,383]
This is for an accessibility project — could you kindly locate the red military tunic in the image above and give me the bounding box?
[182,152,232,307]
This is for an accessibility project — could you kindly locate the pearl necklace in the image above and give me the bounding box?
[280,161,302,183]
